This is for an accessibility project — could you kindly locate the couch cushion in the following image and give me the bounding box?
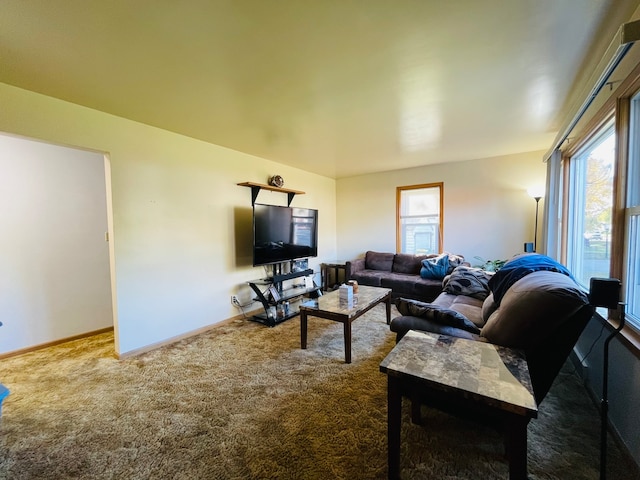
[442,266,491,299]
[395,298,480,334]
[411,277,444,301]
[481,293,498,322]
[380,272,419,294]
[364,251,395,271]
[350,270,386,287]
[480,270,589,349]
[393,253,433,274]
[432,292,484,327]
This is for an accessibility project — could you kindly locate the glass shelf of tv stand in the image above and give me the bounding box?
[247,270,319,327]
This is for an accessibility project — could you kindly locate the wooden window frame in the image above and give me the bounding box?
[396,182,444,255]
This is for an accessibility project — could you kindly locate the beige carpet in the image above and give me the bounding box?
[0,306,637,479]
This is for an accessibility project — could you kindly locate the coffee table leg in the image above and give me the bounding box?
[385,294,391,324]
[301,311,308,350]
[388,376,401,480]
[343,320,352,363]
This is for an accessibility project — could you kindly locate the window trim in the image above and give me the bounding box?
[396,182,443,255]
[556,60,640,352]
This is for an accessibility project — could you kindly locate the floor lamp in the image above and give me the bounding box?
[588,278,624,480]
[527,188,544,252]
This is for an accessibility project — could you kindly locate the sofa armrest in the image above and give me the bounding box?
[346,258,365,279]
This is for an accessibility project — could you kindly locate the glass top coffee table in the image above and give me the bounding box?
[299,285,391,363]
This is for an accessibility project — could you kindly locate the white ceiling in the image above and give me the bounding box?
[1,1,638,178]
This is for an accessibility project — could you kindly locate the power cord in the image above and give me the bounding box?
[231,296,255,319]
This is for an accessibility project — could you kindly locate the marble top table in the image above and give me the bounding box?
[299,285,391,363]
[380,330,538,480]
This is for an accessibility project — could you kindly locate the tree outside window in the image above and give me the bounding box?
[568,127,615,287]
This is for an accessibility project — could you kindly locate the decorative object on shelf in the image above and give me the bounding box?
[237,182,305,206]
[269,175,284,188]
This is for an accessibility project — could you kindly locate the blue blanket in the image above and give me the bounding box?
[488,254,573,305]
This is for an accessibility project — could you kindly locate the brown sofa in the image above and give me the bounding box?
[346,251,466,303]
[390,254,594,404]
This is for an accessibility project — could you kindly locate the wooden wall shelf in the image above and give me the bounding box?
[237,182,305,206]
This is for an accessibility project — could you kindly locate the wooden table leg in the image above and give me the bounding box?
[506,417,529,480]
[343,319,352,363]
[388,376,402,480]
[300,311,308,349]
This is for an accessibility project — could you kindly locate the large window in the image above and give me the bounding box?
[625,94,640,329]
[396,183,443,255]
[566,124,615,288]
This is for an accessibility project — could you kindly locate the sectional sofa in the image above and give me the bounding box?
[346,250,466,303]
[389,253,594,404]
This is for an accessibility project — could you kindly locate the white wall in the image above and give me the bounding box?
[0,134,113,354]
[336,151,547,264]
[0,82,337,356]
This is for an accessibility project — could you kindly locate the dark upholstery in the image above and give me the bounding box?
[389,254,594,405]
[347,251,464,303]
[392,253,431,274]
[364,251,395,271]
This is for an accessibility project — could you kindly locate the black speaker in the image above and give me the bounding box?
[589,278,621,309]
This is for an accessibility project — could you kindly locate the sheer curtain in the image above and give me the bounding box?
[541,149,562,259]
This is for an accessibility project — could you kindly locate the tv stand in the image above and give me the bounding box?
[247,267,320,327]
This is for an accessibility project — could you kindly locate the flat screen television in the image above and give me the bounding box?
[253,203,318,266]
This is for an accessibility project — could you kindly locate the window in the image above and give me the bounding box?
[625,94,640,329]
[396,183,443,255]
[566,124,615,288]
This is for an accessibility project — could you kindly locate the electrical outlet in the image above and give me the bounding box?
[231,295,239,306]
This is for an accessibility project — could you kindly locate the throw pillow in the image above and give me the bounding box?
[395,297,480,334]
[442,266,491,300]
[420,254,450,279]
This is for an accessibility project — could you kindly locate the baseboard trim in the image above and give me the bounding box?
[0,326,115,359]
[117,309,262,359]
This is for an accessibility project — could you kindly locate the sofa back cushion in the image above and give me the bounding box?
[393,253,433,274]
[480,270,589,349]
[364,251,395,271]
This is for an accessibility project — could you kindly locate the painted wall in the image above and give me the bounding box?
[0,82,337,356]
[0,134,113,354]
[336,151,547,264]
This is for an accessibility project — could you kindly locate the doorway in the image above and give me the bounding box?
[0,133,115,355]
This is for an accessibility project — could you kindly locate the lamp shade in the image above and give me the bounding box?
[528,186,545,199]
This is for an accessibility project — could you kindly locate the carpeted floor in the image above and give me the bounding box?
[0,306,637,479]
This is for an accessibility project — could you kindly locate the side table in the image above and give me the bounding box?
[380,330,538,480]
[321,260,347,291]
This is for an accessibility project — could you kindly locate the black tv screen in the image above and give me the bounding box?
[253,204,318,266]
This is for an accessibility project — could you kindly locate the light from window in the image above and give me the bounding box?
[567,126,615,288]
[625,94,640,329]
[397,183,442,255]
